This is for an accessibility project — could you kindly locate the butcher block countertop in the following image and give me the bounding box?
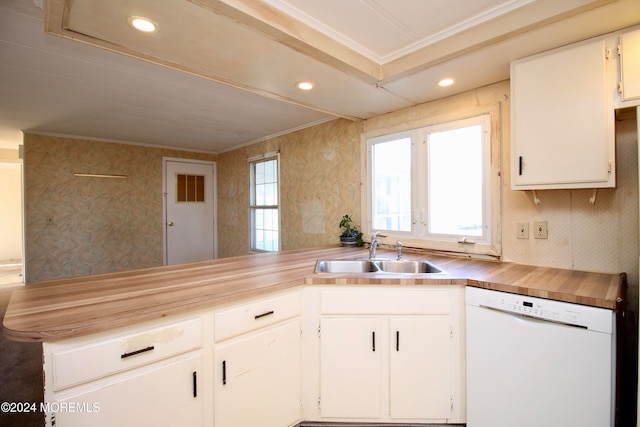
[2,246,625,342]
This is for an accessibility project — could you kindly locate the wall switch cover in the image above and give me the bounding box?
[534,220,548,239]
[517,222,529,239]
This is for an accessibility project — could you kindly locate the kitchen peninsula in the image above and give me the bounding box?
[2,246,625,427]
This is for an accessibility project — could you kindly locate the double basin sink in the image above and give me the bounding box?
[314,258,443,274]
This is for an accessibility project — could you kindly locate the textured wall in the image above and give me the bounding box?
[24,134,216,283]
[216,118,362,258]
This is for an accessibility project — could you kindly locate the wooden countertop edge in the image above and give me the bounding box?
[465,278,621,310]
[2,246,625,342]
[2,280,304,342]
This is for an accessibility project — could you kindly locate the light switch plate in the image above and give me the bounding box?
[517,222,529,239]
[534,220,548,239]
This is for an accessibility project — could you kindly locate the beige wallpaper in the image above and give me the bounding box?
[24,134,216,284]
[216,118,362,258]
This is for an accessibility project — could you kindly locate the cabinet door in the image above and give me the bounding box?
[511,38,614,189]
[213,319,301,427]
[53,353,203,427]
[319,317,382,419]
[620,29,640,102]
[389,316,451,420]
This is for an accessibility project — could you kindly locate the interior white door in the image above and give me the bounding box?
[165,159,215,265]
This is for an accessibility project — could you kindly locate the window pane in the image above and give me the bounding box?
[372,137,412,231]
[250,156,279,252]
[255,209,264,229]
[428,124,483,236]
[177,174,186,202]
[187,175,196,201]
[253,208,279,251]
[254,159,277,206]
[196,175,205,202]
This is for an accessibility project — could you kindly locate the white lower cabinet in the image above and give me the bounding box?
[320,317,383,418]
[389,316,452,420]
[320,315,452,422]
[313,287,465,424]
[213,319,301,427]
[53,353,204,427]
[212,290,302,427]
[43,285,464,427]
[43,316,206,427]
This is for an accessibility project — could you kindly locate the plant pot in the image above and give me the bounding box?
[339,236,357,247]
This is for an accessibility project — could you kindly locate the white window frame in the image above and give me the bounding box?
[249,153,281,252]
[364,113,500,258]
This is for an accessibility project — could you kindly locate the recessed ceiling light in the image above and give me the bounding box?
[438,78,455,87]
[296,81,315,91]
[128,16,158,33]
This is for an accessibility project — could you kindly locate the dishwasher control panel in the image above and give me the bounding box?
[465,287,613,333]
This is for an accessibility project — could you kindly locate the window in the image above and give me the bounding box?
[249,155,280,252]
[366,114,497,255]
[176,174,205,202]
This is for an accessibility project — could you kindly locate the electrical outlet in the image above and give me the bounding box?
[534,220,548,239]
[517,222,529,239]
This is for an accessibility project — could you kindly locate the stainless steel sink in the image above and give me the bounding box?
[314,259,380,273]
[376,260,442,274]
[314,259,443,274]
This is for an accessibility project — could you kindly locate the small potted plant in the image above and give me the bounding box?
[339,214,364,247]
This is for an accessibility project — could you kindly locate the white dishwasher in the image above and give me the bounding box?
[466,286,616,427]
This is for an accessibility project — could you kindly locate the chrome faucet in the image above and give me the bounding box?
[396,241,403,260]
[369,231,386,259]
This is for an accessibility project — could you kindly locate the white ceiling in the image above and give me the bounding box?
[0,0,639,153]
[263,0,527,62]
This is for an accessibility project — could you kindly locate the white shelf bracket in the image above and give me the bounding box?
[589,189,598,205]
[531,190,540,205]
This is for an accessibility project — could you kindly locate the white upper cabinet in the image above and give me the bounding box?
[511,37,615,190]
[618,27,640,106]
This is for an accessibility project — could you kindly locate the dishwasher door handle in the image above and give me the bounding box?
[479,304,587,329]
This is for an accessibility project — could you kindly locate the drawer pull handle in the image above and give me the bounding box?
[193,371,197,398]
[121,345,155,359]
[254,310,274,320]
[396,331,400,352]
[518,156,523,176]
[222,360,227,385]
[372,331,376,352]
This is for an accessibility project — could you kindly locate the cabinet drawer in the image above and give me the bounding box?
[214,291,300,342]
[321,289,450,315]
[52,318,202,390]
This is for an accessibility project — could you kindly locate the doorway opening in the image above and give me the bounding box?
[0,160,23,285]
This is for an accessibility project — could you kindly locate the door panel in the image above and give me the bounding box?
[320,317,382,419]
[389,316,451,420]
[213,320,301,427]
[165,160,215,265]
[54,354,203,427]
